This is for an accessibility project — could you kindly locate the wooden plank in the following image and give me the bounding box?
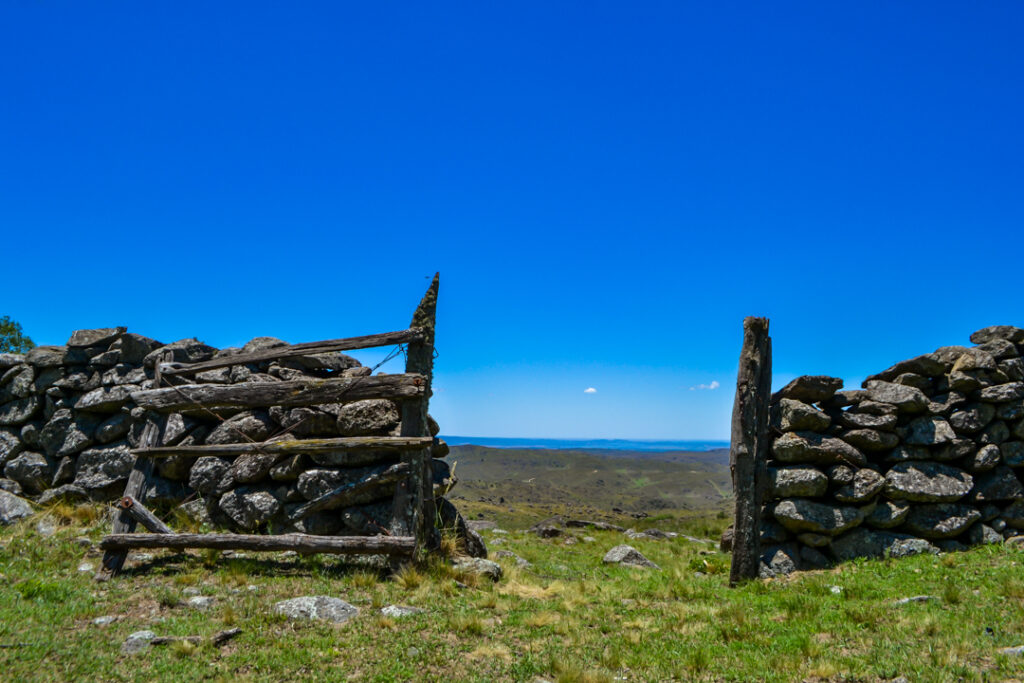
[160,329,424,377]
[130,373,426,413]
[118,495,173,534]
[289,462,410,521]
[133,436,435,460]
[728,316,772,587]
[391,274,439,551]
[99,532,416,557]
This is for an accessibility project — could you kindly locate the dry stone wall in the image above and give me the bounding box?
[754,324,1024,577]
[0,327,465,544]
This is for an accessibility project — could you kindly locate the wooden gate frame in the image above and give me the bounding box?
[96,274,440,580]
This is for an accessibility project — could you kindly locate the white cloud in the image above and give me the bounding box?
[583,387,597,394]
[689,380,721,391]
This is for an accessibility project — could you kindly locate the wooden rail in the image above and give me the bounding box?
[160,328,424,376]
[131,374,425,413]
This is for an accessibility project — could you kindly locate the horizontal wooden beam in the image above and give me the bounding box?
[131,374,425,413]
[99,532,416,557]
[133,436,435,460]
[160,329,424,376]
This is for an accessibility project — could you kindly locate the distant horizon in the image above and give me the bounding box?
[441,435,730,452]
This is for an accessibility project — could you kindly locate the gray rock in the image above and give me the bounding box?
[189,456,231,494]
[822,389,867,408]
[800,545,832,569]
[768,466,828,498]
[849,400,900,416]
[900,417,957,446]
[827,464,855,485]
[155,455,195,481]
[0,396,42,426]
[380,605,424,618]
[967,444,1002,473]
[1002,402,1024,423]
[833,469,885,503]
[37,484,89,505]
[771,499,865,535]
[269,406,340,437]
[974,382,1024,403]
[67,327,126,348]
[928,392,969,417]
[933,438,977,461]
[902,503,981,539]
[0,478,23,495]
[885,461,973,502]
[770,399,830,432]
[122,630,156,654]
[205,411,275,445]
[25,346,67,368]
[758,544,799,578]
[970,466,1024,503]
[94,412,131,444]
[760,518,790,544]
[1001,360,1024,383]
[229,452,284,484]
[186,595,215,610]
[219,488,281,530]
[54,371,101,393]
[865,354,946,383]
[842,429,899,452]
[1004,500,1024,529]
[3,451,54,494]
[772,432,867,467]
[602,544,659,569]
[72,442,135,496]
[0,429,23,465]
[970,325,1024,345]
[100,365,147,387]
[892,595,935,606]
[998,645,1024,656]
[894,373,933,392]
[772,376,843,404]
[452,556,504,580]
[296,465,392,501]
[51,455,75,486]
[0,489,33,524]
[143,338,217,368]
[981,420,1010,445]
[864,381,928,413]
[176,499,212,526]
[865,500,911,529]
[38,409,102,458]
[336,400,401,436]
[143,476,187,506]
[494,550,532,568]
[437,497,487,558]
[76,385,137,413]
[273,596,358,623]
[978,339,1019,361]
[831,528,938,562]
[269,454,307,482]
[1,366,34,402]
[0,353,26,369]
[949,403,996,433]
[839,411,897,431]
[967,522,1002,545]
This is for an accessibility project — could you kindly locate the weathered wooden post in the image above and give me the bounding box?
[391,273,439,552]
[728,316,772,586]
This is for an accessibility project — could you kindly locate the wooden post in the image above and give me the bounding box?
[391,273,439,552]
[728,317,772,587]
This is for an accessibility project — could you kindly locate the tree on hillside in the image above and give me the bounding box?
[0,316,35,353]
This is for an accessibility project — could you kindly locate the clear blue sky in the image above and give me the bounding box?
[2,2,1023,440]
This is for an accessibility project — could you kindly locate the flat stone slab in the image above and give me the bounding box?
[273,596,358,623]
[602,544,659,569]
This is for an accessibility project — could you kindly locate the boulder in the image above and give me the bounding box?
[771,376,843,404]
[437,497,488,558]
[95,413,132,444]
[107,334,161,364]
[901,503,981,539]
[770,399,830,432]
[928,392,969,417]
[269,406,340,437]
[3,451,54,494]
[67,328,126,348]
[273,596,358,623]
[1003,500,1024,529]
[452,557,504,581]
[822,389,867,408]
[999,400,1024,421]
[0,353,26,369]
[188,457,231,494]
[76,385,138,413]
[37,484,89,505]
[967,444,1002,472]
[863,381,928,413]
[219,488,281,530]
[966,522,1003,546]
[932,439,977,461]
[758,544,800,578]
[839,411,897,431]
[899,417,956,446]
[826,464,854,485]
[0,489,33,525]
[0,396,42,426]
[772,432,866,467]
[833,469,885,504]
[269,455,308,482]
[969,466,1024,503]
[296,465,393,501]
[25,346,67,368]
[1002,441,1024,467]
[1001,359,1024,383]
[0,429,23,465]
[72,442,135,497]
[977,383,1024,403]
[977,339,1019,361]
[336,400,401,436]
[0,366,34,403]
[864,500,910,529]
[980,420,1010,445]
[229,452,284,484]
[768,466,828,498]
[883,445,931,464]
[864,354,946,383]
[602,544,659,569]
[831,528,938,562]
[841,429,899,452]
[143,339,217,368]
[205,411,275,445]
[894,373,933,392]
[771,499,865,536]
[884,462,973,503]
[38,409,102,458]
[949,403,996,433]
[970,325,1024,345]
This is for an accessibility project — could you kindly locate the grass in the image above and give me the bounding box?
[2,505,1024,681]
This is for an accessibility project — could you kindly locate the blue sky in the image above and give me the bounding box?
[2,2,1023,439]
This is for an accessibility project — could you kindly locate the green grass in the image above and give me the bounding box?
[3,505,1024,681]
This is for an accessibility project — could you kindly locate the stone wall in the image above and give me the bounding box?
[0,327,463,543]
[752,324,1024,577]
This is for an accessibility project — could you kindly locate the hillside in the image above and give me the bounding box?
[443,445,732,529]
